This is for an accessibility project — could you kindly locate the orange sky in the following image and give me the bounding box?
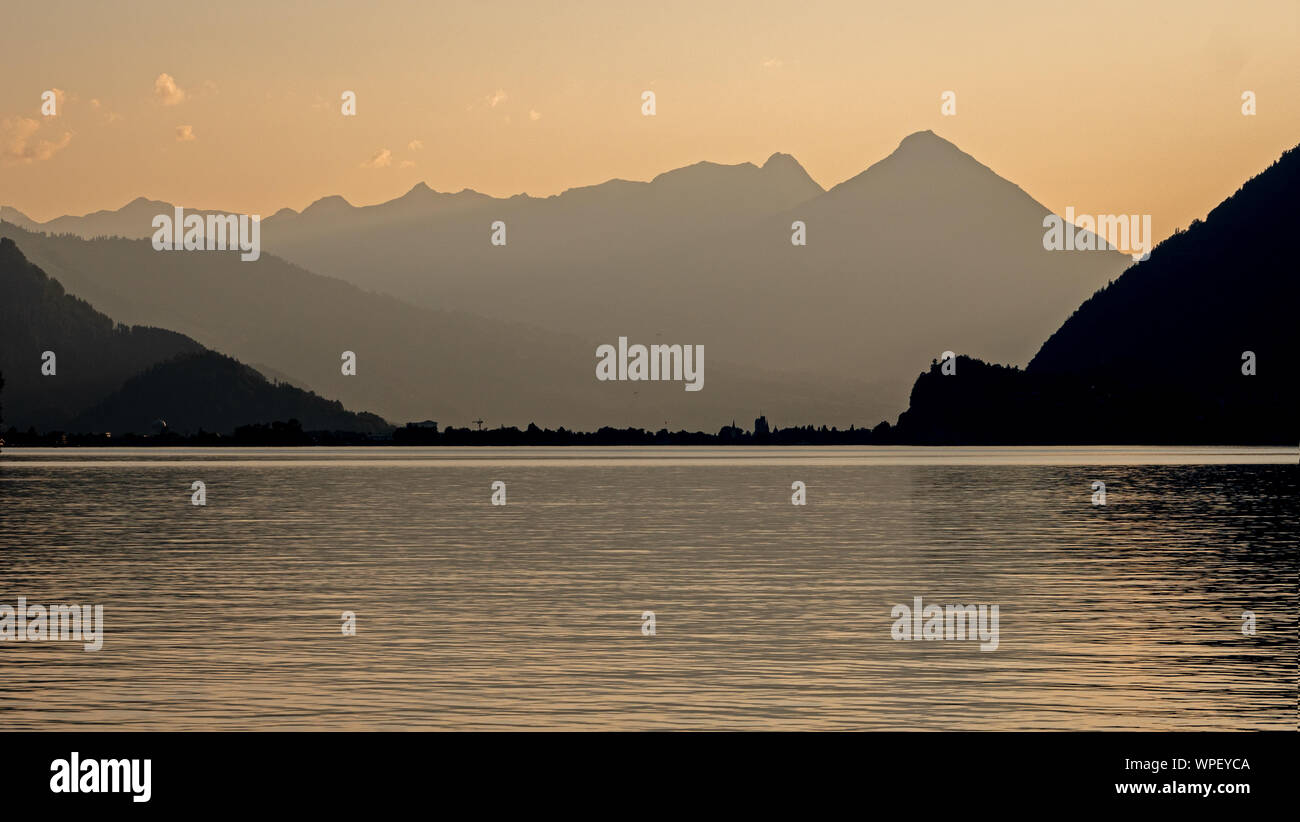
[2,0,1297,243]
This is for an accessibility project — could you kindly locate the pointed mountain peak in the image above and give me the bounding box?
[826,130,999,198]
[380,181,441,208]
[889,130,973,162]
[761,151,824,193]
[898,128,944,144]
[762,151,799,170]
[302,194,354,214]
[117,196,173,214]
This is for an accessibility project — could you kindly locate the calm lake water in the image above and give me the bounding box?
[1,446,1295,730]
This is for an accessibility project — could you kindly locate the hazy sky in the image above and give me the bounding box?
[2,0,1297,242]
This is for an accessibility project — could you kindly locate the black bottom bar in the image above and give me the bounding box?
[4,731,1290,811]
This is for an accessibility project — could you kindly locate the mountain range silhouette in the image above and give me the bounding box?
[1,131,1128,428]
[1,132,1294,442]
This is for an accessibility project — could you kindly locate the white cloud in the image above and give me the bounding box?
[361,148,392,169]
[154,73,187,105]
[175,124,196,142]
[1,117,72,164]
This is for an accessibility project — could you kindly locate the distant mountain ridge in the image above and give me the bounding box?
[1,198,238,241]
[0,150,826,241]
[0,222,867,431]
[0,237,388,435]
